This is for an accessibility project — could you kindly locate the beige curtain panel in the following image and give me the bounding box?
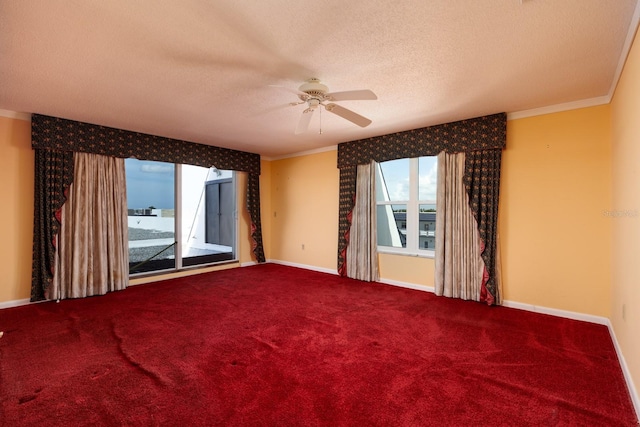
[346,161,379,282]
[51,153,129,300]
[435,152,485,301]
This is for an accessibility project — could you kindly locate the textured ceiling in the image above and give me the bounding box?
[1,1,638,157]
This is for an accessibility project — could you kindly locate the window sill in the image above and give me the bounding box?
[129,258,239,280]
[377,248,435,259]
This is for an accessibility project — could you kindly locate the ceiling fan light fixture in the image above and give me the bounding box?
[298,78,328,97]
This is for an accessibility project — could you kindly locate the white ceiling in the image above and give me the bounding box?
[1,1,638,158]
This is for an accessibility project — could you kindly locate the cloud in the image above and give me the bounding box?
[377,157,438,202]
[390,177,410,201]
[418,161,437,201]
[140,164,174,174]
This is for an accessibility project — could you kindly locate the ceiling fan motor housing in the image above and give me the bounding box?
[299,78,328,101]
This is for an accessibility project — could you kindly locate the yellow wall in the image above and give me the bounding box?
[500,106,612,316]
[611,26,640,406]
[269,150,339,270]
[0,116,34,303]
[378,253,435,289]
[268,107,613,320]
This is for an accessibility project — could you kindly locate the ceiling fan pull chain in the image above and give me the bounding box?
[319,106,323,134]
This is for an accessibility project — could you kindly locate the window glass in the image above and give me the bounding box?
[417,157,437,251]
[376,156,437,254]
[376,204,407,248]
[126,159,176,273]
[418,156,438,201]
[376,158,410,202]
[125,159,236,275]
[419,204,436,250]
[181,165,235,267]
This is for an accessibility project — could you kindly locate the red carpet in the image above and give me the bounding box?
[0,264,637,426]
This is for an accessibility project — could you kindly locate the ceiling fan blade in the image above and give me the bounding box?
[324,103,372,127]
[295,109,314,134]
[325,89,377,101]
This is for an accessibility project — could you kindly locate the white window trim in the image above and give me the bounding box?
[376,157,436,258]
[175,164,183,270]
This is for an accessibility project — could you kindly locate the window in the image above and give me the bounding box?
[126,159,237,274]
[376,156,437,255]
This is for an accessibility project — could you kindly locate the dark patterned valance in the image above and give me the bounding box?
[31,114,260,175]
[336,113,506,305]
[337,113,506,169]
[31,114,265,301]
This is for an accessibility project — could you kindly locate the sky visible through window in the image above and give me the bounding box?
[125,159,175,209]
[125,159,233,210]
[378,157,437,203]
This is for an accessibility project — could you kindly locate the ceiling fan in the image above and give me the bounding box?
[273,78,377,134]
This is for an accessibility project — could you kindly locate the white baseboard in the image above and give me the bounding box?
[606,319,640,421]
[0,298,32,309]
[500,300,638,421]
[267,259,338,275]
[379,278,435,293]
[501,300,609,325]
[240,261,258,267]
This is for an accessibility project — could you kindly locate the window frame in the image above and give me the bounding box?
[376,157,436,258]
[127,161,238,276]
[174,164,238,271]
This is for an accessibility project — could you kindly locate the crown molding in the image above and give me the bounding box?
[0,109,31,121]
[509,3,640,122]
[608,0,640,100]
[507,95,610,121]
[262,144,337,161]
